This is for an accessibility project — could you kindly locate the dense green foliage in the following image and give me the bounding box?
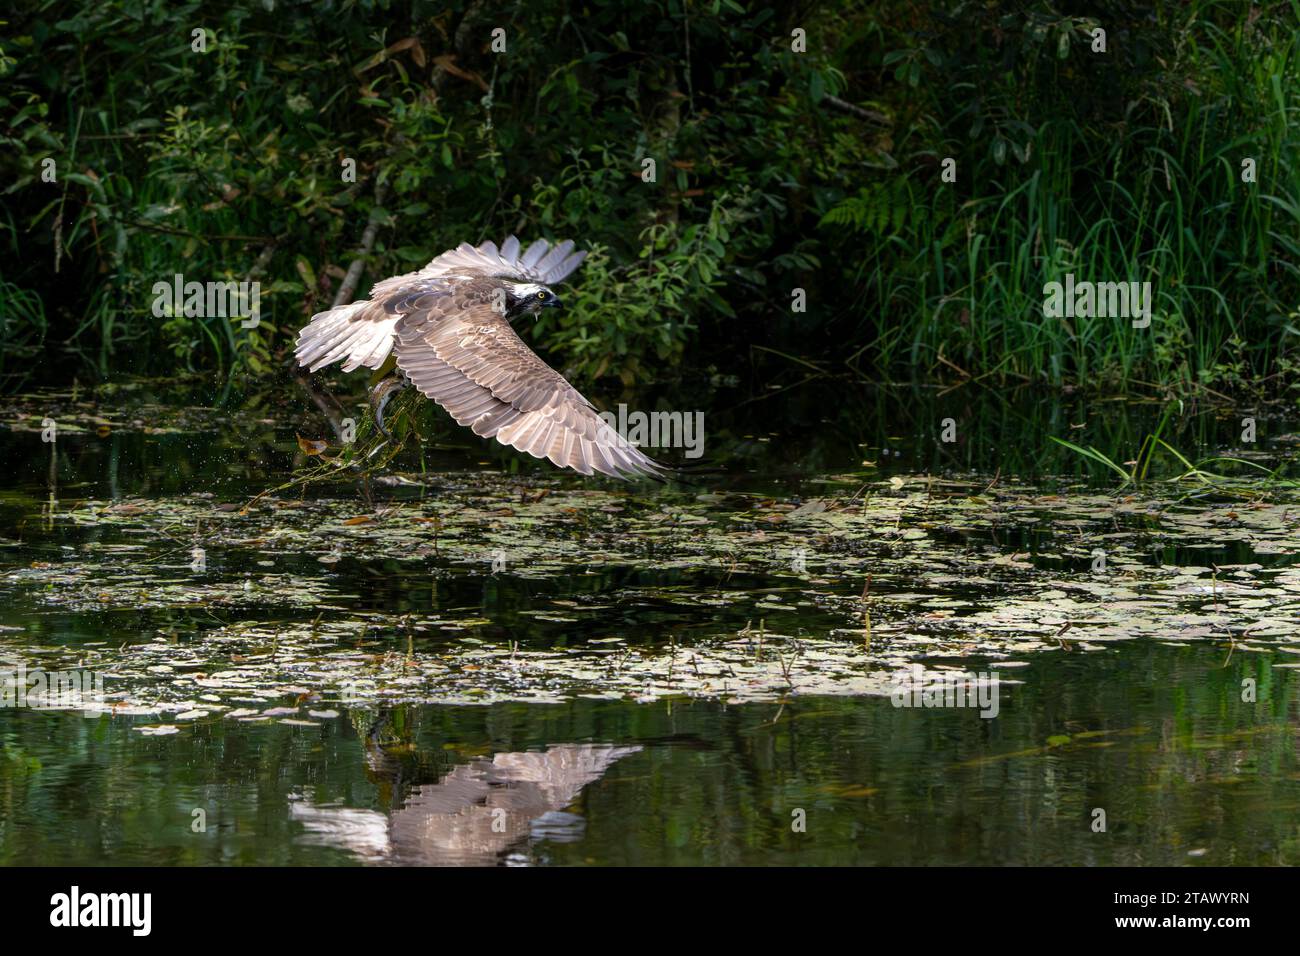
[1,0,1297,395]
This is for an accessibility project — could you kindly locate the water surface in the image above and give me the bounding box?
[2,379,1298,866]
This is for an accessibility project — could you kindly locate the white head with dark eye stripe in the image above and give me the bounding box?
[505,281,561,316]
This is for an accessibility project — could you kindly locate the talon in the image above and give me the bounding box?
[369,376,409,438]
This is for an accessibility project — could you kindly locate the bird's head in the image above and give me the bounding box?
[505,282,561,318]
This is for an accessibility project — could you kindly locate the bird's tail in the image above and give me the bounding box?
[295,301,401,374]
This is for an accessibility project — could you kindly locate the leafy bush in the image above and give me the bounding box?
[1,0,1296,396]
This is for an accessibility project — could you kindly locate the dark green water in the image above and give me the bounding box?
[2,643,1299,866]
[2,380,1298,865]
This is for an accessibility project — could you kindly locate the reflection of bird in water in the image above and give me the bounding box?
[290,744,640,866]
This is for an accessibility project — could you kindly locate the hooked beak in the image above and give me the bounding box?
[535,295,561,319]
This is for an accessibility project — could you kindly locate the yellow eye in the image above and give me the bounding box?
[537,291,548,299]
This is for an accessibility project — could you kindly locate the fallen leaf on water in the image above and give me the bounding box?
[296,435,328,456]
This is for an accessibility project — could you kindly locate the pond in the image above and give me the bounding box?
[1,378,1298,865]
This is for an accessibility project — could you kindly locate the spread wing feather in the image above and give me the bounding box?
[295,299,402,373]
[295,236,584,373]
[393,294,665,480]
[421,236,585,284]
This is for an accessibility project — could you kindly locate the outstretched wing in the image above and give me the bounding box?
[393,289,665,480]
[421,235,586,284]
[294,274,438,373]
[294,236,585,374]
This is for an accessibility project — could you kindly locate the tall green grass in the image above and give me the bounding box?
[2,0,1297,394]
[822,1,1300,394]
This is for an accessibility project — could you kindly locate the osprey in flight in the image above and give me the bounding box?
[295,237,665,480]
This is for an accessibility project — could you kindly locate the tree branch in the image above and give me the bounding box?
[822,95,890,126]
[331,179,389,309]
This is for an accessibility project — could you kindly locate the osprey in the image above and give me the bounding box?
[295,237,664,480]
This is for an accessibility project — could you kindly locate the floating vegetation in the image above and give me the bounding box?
[0,381,267,436]
[2,472,1297,717]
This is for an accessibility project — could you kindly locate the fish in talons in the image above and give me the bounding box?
[368,374,409,439]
